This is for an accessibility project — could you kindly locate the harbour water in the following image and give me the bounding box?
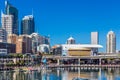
[0,68,120,80]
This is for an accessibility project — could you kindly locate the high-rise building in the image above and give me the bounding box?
[1,12,14,34]
[0,28,7,43]
[67,36,75,44]
[91,32,99,55]
[5,1,18,35]
[106,31,116,53]
[91,32,98,44]
[21,15,35,35]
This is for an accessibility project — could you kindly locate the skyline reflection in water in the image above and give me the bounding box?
[0,68,120,80]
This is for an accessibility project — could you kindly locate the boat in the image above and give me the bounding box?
[72,77,89,80]
[28,67,38,71]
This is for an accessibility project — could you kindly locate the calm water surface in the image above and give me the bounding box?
[0,68,120,80]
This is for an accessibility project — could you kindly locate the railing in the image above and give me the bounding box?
[47,64,120,68]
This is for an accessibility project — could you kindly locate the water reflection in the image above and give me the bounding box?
[0,68,120,80]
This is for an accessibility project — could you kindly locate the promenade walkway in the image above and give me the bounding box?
[47,64,120,68]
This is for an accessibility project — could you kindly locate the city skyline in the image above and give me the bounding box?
[0,0,120,52]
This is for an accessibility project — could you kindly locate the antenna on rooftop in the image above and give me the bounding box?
[32,8,34,16]
[5,0,8,7]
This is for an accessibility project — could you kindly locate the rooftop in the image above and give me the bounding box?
[62,44,103,48]
[67,36,75,40]
[22,15,34,20]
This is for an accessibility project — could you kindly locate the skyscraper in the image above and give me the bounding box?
[91,32,99,55]
[106,31,116,53]
[1,12,14,35]
[5,1,18,35]
[91,32,98,44]
[21,15,35,35]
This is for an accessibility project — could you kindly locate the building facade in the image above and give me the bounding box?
[0,42,16,54]
[52,45,62,55]
[7,34,18,44]
[40,36,50,45]
[30,33,50,53]
[91,32,99,55]
[91,32,98,44]
[5,1,18,35]
[16,35,32,54]
[0,49,7,55]
[37,44,50,54]
[30,33,39,53]
[61,44,103,56]
[21,15,35,35]
[106,31,116,53]
[0,28,7,43]
[1,12,14,35]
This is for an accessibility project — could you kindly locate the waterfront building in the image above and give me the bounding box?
[30,33,50,53]
[52,45,62,55]
[53,35,102,56]
[7,34,18,44]
[67,36,75,44]
[1,12,14,35]
[30,33,39,53]
[91,32,99,55]
[61,44,102,56]
[106,31,116,53]
[7,34,18,53]
[5,1,18,35]
[0,42,16,54]
[37,44,50,54]
[0,28,7,43]
[21,15,35,35]
[16,35,32,54]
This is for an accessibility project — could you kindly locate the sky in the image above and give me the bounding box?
[0,0,120,52]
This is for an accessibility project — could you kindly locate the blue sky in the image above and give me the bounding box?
[0,0,120,52]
